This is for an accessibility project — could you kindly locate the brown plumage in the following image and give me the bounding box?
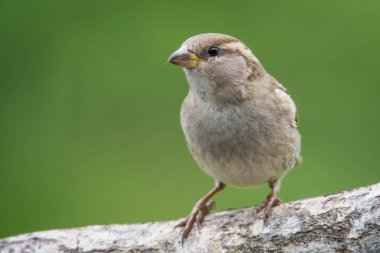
[168,33,301,242]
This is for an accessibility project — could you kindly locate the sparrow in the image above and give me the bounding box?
[168,33,301,242]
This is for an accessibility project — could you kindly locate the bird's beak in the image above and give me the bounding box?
[168,47,199,69]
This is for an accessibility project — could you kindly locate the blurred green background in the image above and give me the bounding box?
[1,0,380,238]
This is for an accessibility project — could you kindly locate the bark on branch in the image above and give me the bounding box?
[1,183,380,253]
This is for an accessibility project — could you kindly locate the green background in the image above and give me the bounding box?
[1,1,379,238]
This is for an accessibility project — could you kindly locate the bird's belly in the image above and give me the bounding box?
[199,157,279,187]
[189,142,290,188]
[184,116,300,188]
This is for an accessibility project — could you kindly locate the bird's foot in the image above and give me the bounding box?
[255,194,281,224]
[174,201,215,244]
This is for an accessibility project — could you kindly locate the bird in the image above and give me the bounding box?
[168,33,301,242]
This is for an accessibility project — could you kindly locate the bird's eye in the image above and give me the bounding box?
[208,47,219,57]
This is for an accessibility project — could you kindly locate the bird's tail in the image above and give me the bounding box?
[295,155,303,167]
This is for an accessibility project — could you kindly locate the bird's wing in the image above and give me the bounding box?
[271,77,298,128]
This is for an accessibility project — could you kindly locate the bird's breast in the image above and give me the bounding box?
[180,94,300,187]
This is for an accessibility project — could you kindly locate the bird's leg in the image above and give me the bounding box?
[174,181,225,243]
[255,179,282,222]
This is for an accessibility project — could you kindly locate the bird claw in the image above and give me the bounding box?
[174,200,216,244]
[196,201,215,228]
[173,219,187,231]
[255,195,281,224]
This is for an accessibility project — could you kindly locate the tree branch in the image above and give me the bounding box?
[1,183,380,252]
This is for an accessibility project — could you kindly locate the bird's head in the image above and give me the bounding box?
[168,33,266,103]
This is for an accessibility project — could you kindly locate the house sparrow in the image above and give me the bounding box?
[168,33,301,242]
